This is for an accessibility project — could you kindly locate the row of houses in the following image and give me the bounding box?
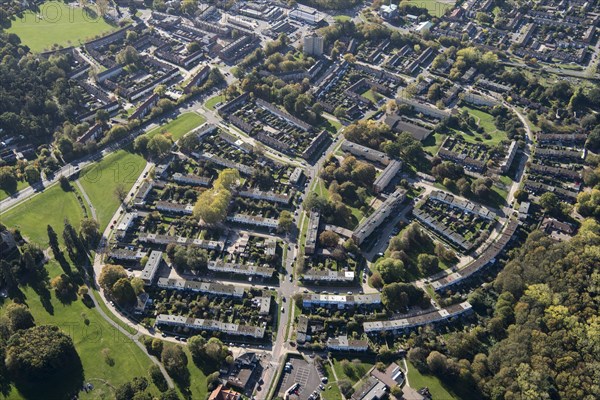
[352,189,407,245]
[207,260,275,278]
[429,190,496,220]
[413,207,475,252]
[138,232,223,251]
[227,213,279,229]
[363,302,473,334]
[155,314,265,338]
[157,278,245,298]
[301,270,355,282]
[302,293,381,309]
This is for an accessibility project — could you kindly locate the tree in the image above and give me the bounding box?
[79,218,100,247]
[188,335,207,360]
[116,46,140,66]
[112,278,137,306]
[426,351,448,374]
[3,303,35,333]
[514,189,529,202]
[161,345,188,380]
[134,135,149,154]
[24,165,40,184]
[278,210,293,233]
[149,365,168,392]
[539,192,561,214]
[204,338,229,363]
[377,258,406,284]
[178,133,199,153]
[338,379,354,398]
[59,175,71,191]
[0,167,17,192]
[98,264,128,292]
[417,254,439,275]
[96,0,110,16]
[576,189,600,218]
[319,230,340,248]
[147,135,172,159]
[5,325,79,380]
[114,183,127,203]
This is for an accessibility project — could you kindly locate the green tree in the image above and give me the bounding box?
[111,278,137,306]
[147,135,172,159]
[98,264,128,292]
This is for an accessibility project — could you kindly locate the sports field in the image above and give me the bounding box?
[146,112,207,141]
[7,1,117,52]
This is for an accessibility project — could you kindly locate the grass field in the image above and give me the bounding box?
[204,94,226,110]
[322,364,343,400]
[401,0,456,17]
[332,358,374,385]
[0,180,29,202]
[7,1,117,52]
[0,260,158,400]
[0,184,88,246]
[79,149,147,231]
[146,112,206,141]
[333,15,352,22]
[458,106,507,146]
[422,133,447,155]
[407,361,459,399]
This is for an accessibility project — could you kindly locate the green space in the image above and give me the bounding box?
[1,184,88,246]
[319,116,343,134]
[402,0,455,17]
[407,361,459,400]
[146,112,207,141]
[92,288,139,336]
[7,1,117,52]
[458,106,507,146]
[333,15,352,22]
[182,347,209,400]
[322,364,343,400]
[0,260,158,400]
[422,133,447,155]
[0,180,29,202]
[205,94,226,110]
[361,89,378,103]
[79,149,147,231]
[332,357,374,385]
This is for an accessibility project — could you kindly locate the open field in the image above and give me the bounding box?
[0,260,158,400]
[332,358,374,385]
[322,364,343,400]
[458,106,507,146]
[7,1,117,52]
[401,0,456,17]
[79,150,147,231]
[0,184,88,246]
[205,94,226,110]
[146,112,206,141]
[407,361,459,400]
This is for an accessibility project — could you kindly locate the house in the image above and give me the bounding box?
[115,212,138,238]
[227,213,279,229]
[138,232,222,251]
[379,4,398,20]
[341,141,390,166]
[540,218,574,241]
[370,362,405,389]
[128,93,160,121]
[289,167,304,185]
[207,260,275,278]
[141,250,163,285]
[302,293,381,309]
[155,314,265,338]
[184,65,211,93]
[76,122,104,144]
[326,335,368,351]
[500,141,518,173]
[518,201,530,221]
[373,160,402,193]
[157,278,245,298]
[226,353,261,393]
[134,181,154,206]
[302,270,355,282]
[363,302,473,333]
[353,189,406,245]
[352,377,387,400]
[385,115,433,142]
[305,212,320,255]
[208,385,241,400]
[156,201,194,215]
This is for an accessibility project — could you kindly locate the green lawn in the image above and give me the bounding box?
[407,361,459,399]
[146,112,206,141]
[79,149,147,231]
[0,184,87,246]
[332,358,374,385]
[322,364,343,400]
[0,260,158,400]
[422,133,447,155]
[458,106,507,146]
[333,15,352,22]
[401,0,456,17]
[7,1,117,52]
[204,94,226,111]
[0,180,29,201]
